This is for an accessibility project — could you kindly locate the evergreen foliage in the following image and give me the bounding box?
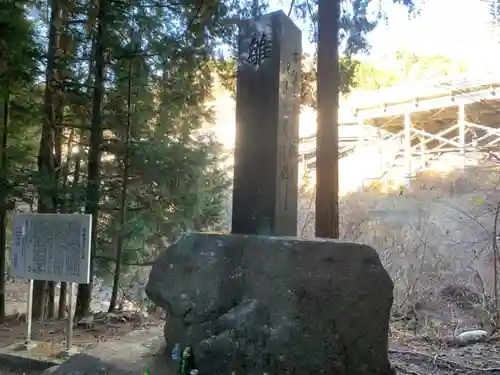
[0,0,425,320]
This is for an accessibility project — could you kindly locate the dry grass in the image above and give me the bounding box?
[298,165,500,338]
[92,163,500,342]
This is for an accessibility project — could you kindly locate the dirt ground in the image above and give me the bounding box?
[3,281,500,374]
[0,366,42,375]
[389,327,500,374]
[0,280,162,361]
[0,313,158,359]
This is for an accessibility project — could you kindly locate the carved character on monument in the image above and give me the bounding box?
[282,118,289,136]
[247,33,272,67]
[279,60,299,212]
[279,145,289,179]
[282,80,288,95]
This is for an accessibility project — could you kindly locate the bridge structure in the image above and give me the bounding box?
[299,73,500,188]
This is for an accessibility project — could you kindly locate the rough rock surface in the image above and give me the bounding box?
[146,233,395,375]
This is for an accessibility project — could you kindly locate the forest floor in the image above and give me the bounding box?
[389,329,500,374]
[0,280,162,362]
[3,282,500,374]
[0,366,41,375]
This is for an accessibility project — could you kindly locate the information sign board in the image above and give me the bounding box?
[11,213,92,284]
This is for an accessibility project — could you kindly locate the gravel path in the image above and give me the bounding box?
[0,367,41,375]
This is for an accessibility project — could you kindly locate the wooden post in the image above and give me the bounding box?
[25,279,34,349]
[357,120,364,192]
[458,103,466,168]
[66,282,75,351]
[404,112,412,187]
[419,135,426,170]
[377,128,383,173]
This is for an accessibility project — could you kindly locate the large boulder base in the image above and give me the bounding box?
[146,233,395,375]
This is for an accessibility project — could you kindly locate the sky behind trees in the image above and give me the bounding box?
[269,0,500,70]
[368,0,497,64]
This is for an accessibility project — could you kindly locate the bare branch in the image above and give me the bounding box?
[492,201,500,324]
[94,254,155,267]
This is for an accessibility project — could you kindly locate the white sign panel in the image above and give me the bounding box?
[11,214,92,284]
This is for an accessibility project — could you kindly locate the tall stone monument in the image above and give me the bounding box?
[143,10,395,375]
[232,10,301,236]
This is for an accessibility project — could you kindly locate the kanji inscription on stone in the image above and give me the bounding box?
[247,33,273,67]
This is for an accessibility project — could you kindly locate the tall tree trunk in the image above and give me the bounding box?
[315,0,340,239]
[57,128,74,319]
[33,0,63,320]
[68,129,82,213]
[0,82,10,322]
[47,63,66,321]
[75,0,106,319]
[57,281,67,319]
[59,129,83,318]
[109,36,133,312]
[60,128,74,195]
[47,282,55,319]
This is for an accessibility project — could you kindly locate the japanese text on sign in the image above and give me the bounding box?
[11,213,92,284]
